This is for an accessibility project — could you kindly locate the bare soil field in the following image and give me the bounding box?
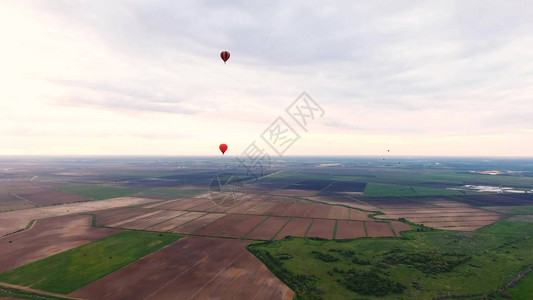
[173,213,226,234]
[11,188,88,206]
[142,199,176,209]
[246,217,289,240]
[94,207,156,226]
[148,212,206,232]
[122,210,188,230]
[328,206,350,220]
[281,202,314,217]
[70,237,294,300]
[107,210,163,228]
[244,201,278,214]
[0,197,158,237]
[225,200,261,214]
[306,196,379,211]
[306,219,335,239]
[0,192,34,212]
[365,222,395,237]
[348,209,372,221]
[265,202,295,216]
[389,221,412,235]
[222,215,268,238]
[194,214,248,236]
[186,200,217,211]
[0,215,119,272]
[371,198,504,231]
[275,218,312,239]
[335,220,366,239]
[155,198,206,211]
[304,204,331,218]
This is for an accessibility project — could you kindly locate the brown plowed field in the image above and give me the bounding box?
[306,219,335,239]
[349,209,371,221]
[123,210,188,230]
[158,198,205,211]
[275,218,312,239]
[307,196,379,211]
[281,202,313,217]
[244,201,277,214]
[246,217,289,240]
[328,206,350,220]
[373,198,504,231]
[304,204,331,218]
[173,213,226,234]
[94,207,148,226]
[108,210,162,228]
[11,188,88,206]
[225,200,260,214]
[70,237,294,300]
[194,214,248,236]
[0,192,34,212]
[0,215,119,272]
[0,197,158,237]
[335,220,366,239]
[265,202,294,216]
[119,210,169,228]
[365,222,394,237]
[250,194,274,201]
[222,215,268,238]
[142,199,175,209]
[184,199,216,211]
[185,200,217,211]
[146,212,206,232]
[389,221,412,235]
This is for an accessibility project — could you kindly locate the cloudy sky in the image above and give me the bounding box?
[1,1,532,156]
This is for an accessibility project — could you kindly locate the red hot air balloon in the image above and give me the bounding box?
[220,51,230,64]
[219,144,228,155]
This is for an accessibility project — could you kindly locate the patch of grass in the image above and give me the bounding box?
[248,220,533,299]
[505,271,533,299]
[58,185,143,200]
[0,231,181,294]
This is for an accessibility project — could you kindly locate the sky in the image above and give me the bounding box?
[1,1,532,156]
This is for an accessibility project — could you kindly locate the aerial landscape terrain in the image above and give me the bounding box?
[2,1,533,299]
[0,156,532,299]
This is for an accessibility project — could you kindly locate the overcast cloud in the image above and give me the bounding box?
[0,0,532,156]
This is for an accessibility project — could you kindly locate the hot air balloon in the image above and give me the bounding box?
[220,51,230,64]
[219,144,228,155]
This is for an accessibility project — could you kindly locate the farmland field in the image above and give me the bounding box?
[249,220,533,299]
[0,231,181,294]
[0,156,532,299]
[70,236,294,300]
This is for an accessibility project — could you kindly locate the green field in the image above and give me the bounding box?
[505,271,533,299]
[248,221,533,299]
[58,185,143,200]
[0,231,182,294]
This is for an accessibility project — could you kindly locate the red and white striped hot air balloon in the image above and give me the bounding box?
[220,51,230,64]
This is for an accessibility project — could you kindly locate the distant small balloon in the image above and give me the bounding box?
[220,51,230,64]
[219,144,228,155]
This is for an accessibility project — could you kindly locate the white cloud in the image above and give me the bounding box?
[0,0,532,155]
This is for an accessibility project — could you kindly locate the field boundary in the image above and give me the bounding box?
[0,281,79,299]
